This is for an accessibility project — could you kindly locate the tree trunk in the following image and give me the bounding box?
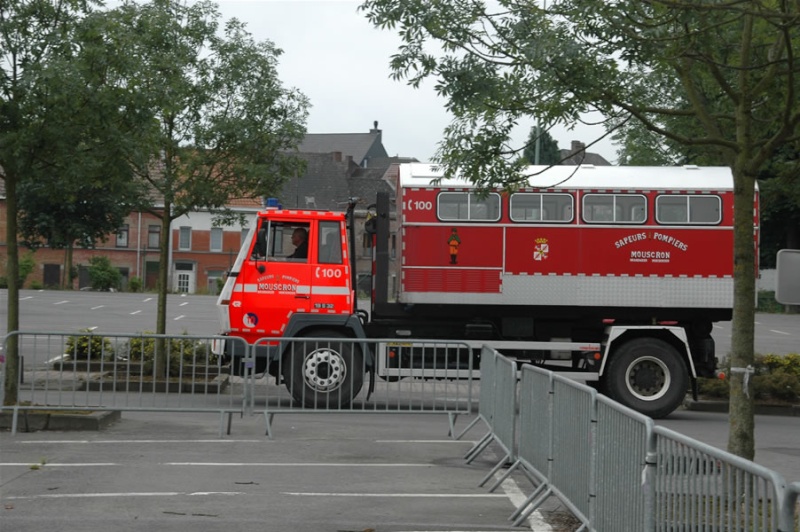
[62,244,74,289]
[727,170,757,460]
[155,205,172,378]
[3,172,20,405]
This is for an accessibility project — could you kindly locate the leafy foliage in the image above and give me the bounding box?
[121,332,215,377]
[87,256,122,292]
[698,354,800,404]
[65,330,114,361]
[520,126,561,166]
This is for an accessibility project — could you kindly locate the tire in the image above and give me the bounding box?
[602,337,688,419]
[282,330,364,408]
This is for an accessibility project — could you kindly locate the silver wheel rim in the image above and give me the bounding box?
[625,355,670,401]
[303,348,346,392]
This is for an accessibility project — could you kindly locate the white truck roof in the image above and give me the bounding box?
[397,163,736,191]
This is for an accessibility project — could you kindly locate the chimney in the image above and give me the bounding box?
[332,151,342,162]
[571,140,586,154]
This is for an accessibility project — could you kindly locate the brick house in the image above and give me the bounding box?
[0,122,408,294]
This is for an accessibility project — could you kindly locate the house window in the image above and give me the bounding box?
[179,226,192,250]
[148,225,161,249]
[391,233,396,259]
[210,227,223,252]
[116,224,129,248]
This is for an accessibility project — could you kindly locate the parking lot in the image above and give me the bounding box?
[2,290,799,530]
[1,409,579,532]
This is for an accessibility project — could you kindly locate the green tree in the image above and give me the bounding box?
[1,0,137,405]
[108,0,308,376]
[12,1,152,290]
[521,126,561,166]
[360,0,800,459]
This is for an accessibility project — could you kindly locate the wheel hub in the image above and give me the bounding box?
[626,356,669,400]
[303,348,346,391]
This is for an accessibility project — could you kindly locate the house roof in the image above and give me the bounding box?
[298,121,389,167]
[560,140,612,166]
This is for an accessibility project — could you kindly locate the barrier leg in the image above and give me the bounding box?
[478,452,511,488]
[464,431,494,463]
[453,413,482,441]
[487,458,521,493]
[511,485,552,527]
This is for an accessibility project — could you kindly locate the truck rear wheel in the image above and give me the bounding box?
[282,330,364,408]
[602,338,688,419]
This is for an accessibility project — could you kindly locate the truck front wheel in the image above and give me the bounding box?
[282,330,364,408]
[602,338,688,419]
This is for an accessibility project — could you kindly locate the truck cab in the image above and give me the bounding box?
[215,203,367,407]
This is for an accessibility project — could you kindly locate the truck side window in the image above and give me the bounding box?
[582,194,647,224]
[250,221,311,261]
[251,222,267,259]
[510,193,574,223]
[656,194,721,225]
[438,192,501,221]
[318,221,343,264]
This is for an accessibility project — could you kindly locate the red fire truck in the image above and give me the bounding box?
[215,163,757,418]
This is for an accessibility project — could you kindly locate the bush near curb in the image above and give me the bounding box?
[64,329,115,360]
[118,332,215,377]
[698,353,800,404]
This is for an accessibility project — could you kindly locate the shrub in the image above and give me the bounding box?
[128,276,143,293]
[757,290,786,313]
[18,251,36,288]
[30,280,43,290]
[87,256,122,291]
[64,329,114,360]
[697,353,800,403]
[120,332,213,377]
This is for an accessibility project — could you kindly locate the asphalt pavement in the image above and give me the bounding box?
[1,290,799,531]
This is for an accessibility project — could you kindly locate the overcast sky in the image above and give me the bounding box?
[215,0,619,163]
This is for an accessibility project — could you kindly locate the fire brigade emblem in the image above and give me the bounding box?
[533,237,549,261]
[243,312,258,328]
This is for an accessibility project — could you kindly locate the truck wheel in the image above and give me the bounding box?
[282,331,364,408]
[602,338,688,419]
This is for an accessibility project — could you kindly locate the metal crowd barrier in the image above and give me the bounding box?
[1,331,248,437]
[1,333,477,439]
[471,347,800,532]
[247,336,475,438]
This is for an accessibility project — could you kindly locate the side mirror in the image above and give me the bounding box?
[257,264,266,274]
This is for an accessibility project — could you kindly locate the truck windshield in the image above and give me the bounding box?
[251,220,310,262]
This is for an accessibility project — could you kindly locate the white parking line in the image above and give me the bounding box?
[143,298,152,302]
[166,462,434,467]
[284,492,506,497]
[20,296,33,300]
[174,315,185,321]
[130,310,141,315]
[180,302,189,307]
[769,329,790,335]
[91,305,104,310]
[4,491,242,500]
[53,300,69,305]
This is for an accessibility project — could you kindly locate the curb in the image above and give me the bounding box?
[683,399,800,417]
[0,410,121,432]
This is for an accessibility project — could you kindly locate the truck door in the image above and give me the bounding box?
[239,220,312,337]
[309,220,353,314]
